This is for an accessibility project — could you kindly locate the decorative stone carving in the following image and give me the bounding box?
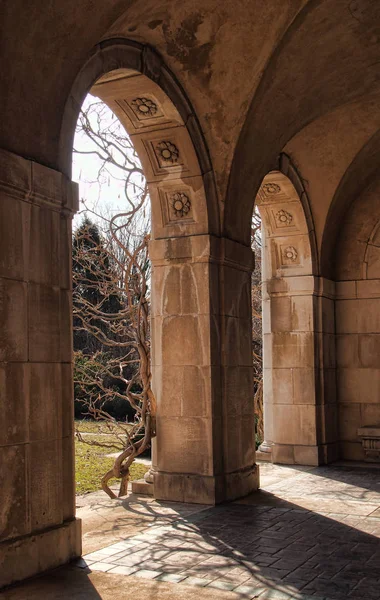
[130,97,158,118]
[275,209,293,226]
[282,246,298,262]
[171,192,191,218]
[155,141,180,166]
[263,182,281,195]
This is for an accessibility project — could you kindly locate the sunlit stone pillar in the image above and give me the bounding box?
[0,149,81,588]
[150,234,259,504]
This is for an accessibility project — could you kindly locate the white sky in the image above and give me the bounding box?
[72,94,148,234]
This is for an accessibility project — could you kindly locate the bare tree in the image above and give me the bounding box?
[73,98,155,499]
[251,207,263,444]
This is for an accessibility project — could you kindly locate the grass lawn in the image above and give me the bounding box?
[75,420,150,495]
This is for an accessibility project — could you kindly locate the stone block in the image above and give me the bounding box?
[29,439,63,531]
[62,435,75,521]
[337,368,380,403]
[336,334,359,367]
[0,278,28,361]
[156,416,213,474]
[358,334,380,368]
[321,367,337,405]
[224,366,255,415]
[340,441,365,461]
[59,289,72,362]
[322,333,336,368]
[221,265,251,318]
[321,296,335,333]
[31,161,63,204]
[335,280,356,299]
[270,296,292,332]
[28,283,61,362]
[0,363,29,447]
[61,363,74,438]
[29,363,62,442]
[294,445,320,466]
[131,479,154,496]
[0,444,30,541]
[292,368,316,405]
[0,518,81,589]
[223,416,243,472]
[317,401,339,444]
[291,294,314,332]
[0,148,31,194]
[28,204,60,286]
[361,403,380,427]
[356,279,380,299]
[153,364,215,418]
[272,404,317,445]
[271,332,315,368]
[223,316,252,366]
[154,471,217,504]
[271,367,293,405]
[59,215,72,290]
[157,314,219,367]
[272,444,294,464]
[338,403,361,441]
[336,298,380,333]
[0,194,29,280]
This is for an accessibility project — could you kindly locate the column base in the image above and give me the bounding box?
[271,443,339,466]
[154,464,260,504]
[131,479,154,496]
[0,518,81,589]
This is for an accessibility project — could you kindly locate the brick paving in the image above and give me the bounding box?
[80,463,380,599]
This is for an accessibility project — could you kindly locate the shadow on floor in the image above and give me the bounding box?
[78,478,380,600]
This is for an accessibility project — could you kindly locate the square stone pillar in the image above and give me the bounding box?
[150,234,259,504]
[0,149,81,589]
[261,275,338,465]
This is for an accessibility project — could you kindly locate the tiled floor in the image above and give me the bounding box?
[79,463,380,600]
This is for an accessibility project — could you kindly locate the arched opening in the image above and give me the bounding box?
[65,39,259,510]
[254,162,338,466]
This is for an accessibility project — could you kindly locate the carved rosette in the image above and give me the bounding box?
[171,192,191,218]
[263,182,281,195]
[155,141,180,166]
[282,246,298,262]
[276,209,293,226]
[130,97,158,118]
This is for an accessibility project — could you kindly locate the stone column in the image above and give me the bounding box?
[259,274,338,465]
[150,234,259,504]
[0,149,81,589]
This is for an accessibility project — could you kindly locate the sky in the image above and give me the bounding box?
[72,94,149,235]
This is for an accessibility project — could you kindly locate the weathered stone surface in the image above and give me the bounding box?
[0,363,29,447]
[0,278,28,361]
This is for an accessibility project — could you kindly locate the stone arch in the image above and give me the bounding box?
[256,165,338,466]
[59,38,220,237]
[60,39,259,505]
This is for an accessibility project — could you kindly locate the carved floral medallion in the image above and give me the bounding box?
[263,182,281,195]
[155,141,180,166]
[276,209,293,226]
[171,192,191,218]
[283,246,298,262]
[130,97,158,118]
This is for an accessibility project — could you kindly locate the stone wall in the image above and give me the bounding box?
[0,149,81,588]
[335,180,380,461]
